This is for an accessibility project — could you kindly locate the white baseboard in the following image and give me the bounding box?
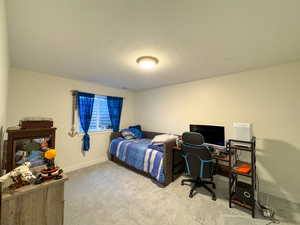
[63,158,107,173]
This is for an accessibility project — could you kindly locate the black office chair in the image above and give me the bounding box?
[181,132,216,201]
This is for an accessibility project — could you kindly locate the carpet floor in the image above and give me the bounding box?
[64,161,300,225]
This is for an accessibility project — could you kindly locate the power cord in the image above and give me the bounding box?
[256,174,280,225]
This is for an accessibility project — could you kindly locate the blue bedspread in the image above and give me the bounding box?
[109,138,165,183]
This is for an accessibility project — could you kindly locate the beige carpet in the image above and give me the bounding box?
[64,161,300,225]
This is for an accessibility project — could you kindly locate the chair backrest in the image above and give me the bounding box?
[182,132,213,179]
[182,132,205,145]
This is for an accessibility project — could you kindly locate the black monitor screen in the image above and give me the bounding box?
[190,124,225,146]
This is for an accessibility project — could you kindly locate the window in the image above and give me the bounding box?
[79,95,112,132]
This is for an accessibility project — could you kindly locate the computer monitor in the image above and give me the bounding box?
[190,124,225,146]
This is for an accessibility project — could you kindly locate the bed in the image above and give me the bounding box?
[109,131,176,186]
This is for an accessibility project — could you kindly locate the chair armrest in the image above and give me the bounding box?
[163,139,176,186]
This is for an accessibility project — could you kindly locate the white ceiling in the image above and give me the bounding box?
[6,0,300,90]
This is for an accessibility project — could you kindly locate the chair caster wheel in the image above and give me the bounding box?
[212,196,216,201]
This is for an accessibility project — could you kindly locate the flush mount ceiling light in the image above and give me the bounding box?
[136,56,159,69]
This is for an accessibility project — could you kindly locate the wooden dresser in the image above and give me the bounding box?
[1,176,68,225]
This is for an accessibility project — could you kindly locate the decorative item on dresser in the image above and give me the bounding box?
[5,118,56,172]
[0,162,36,191]
[35,148,64,184]
[5,127,57,172]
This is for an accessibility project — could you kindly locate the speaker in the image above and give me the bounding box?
[233,123,252,141]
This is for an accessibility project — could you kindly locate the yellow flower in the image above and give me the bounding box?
[44,149,57,160]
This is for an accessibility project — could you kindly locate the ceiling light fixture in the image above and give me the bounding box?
[136,56,159,69]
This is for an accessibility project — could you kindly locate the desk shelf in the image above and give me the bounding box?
[231,198,253,210]
[230,145,253,152]
[231,170,252,178]
[213,154,230,162]
[232,160,252,177]
[228,137,256,218]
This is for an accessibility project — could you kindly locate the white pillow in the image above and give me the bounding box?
[151,134,177,145]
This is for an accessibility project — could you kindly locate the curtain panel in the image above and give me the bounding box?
[77,92,95,151]
[107,96,123,132]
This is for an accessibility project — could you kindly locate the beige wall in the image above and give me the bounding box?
[135,62,300,203]
[7,62,300,203]
[0,0,8,138]
[7,68,136,172]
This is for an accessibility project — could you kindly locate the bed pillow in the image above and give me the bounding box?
[129,125,144,138]
[151,134,177,145]
[120,129,135,140]
[129,127,143,139]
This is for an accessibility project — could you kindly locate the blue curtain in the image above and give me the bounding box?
[77,92,95,151]
[107,96,123,132]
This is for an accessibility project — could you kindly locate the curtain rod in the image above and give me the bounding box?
[71,90,125,99]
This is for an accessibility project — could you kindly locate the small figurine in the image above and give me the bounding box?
[0,162,36,191]
[35,149,63,184]
[40,138,49,151]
